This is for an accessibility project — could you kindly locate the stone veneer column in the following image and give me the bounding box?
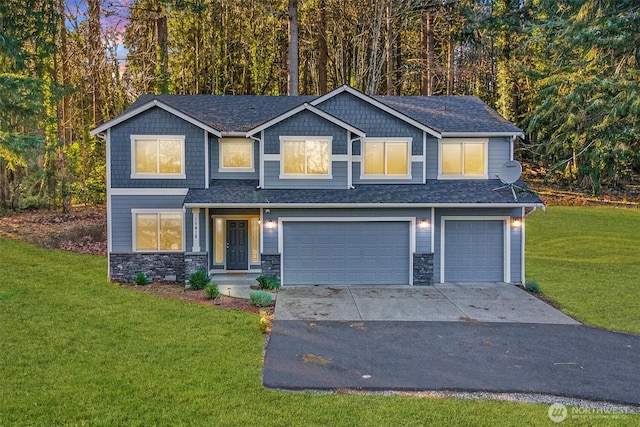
[413,253,434,286]
[260,254,281,281]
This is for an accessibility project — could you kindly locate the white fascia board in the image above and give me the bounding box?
[90,100,223,137]
[220,131,248,137]
[245,103,366,137]
[183,202,545,209]
[441,131,525,138]
[310,85,442,138]
[111,188,189,196]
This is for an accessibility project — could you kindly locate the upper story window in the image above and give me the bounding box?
[280,137,332,178]
[439,138,488,179]
[131,135,185,179]
[219,138,254,172]
[133,210,184,252]
[362,138,410,178]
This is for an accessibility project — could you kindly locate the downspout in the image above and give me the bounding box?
[349,136,363,189]
[249,133,263,189]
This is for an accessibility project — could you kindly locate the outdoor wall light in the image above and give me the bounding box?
[419,219,430,229]
[511,218,522,228]
[266,219,276,229]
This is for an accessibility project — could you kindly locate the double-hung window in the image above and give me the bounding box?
[280,137,332,178]
[131,135,185,178]
[133,210,184,252]
[219,138,254,171]
[439,139,488,178]
[362,138,410,178]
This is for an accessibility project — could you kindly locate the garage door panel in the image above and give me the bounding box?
[283,221,410,285]
[444,220,504,282]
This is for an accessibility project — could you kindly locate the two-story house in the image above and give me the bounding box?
[91,85,543,286]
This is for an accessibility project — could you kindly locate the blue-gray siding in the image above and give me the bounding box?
[110,194,205,254]
[316,92,424,153]
[282,221,411,285]
[425,137,511,180]
[110,107,206,189]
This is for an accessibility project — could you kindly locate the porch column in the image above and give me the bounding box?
[192,208,201,252]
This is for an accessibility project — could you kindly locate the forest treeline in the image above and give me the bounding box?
[0,0,638,210]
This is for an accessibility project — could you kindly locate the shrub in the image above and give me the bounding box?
[257,310,273,333]
[188,270,210,290]
[249,291,273,307]
[256,274,280,290]
[133,272,148,286]
[204,283,220,299]
[525,281,541,293]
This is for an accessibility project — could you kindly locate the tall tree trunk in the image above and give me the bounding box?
[317,0,328,94]
[156,8,169,94]
[421,11,434,96]
[287,0,299,95]
[447,34,454,95]
[88,0,102,125]
[386,0,393,95]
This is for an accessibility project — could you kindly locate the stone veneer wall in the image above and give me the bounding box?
[184,253,208,279]
[110,253,185,283]
[413,253,434,286]
[260,254,281,281]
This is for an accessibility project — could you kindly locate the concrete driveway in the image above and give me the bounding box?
[274,282,579,324]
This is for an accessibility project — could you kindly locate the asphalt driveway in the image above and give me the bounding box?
[274,282,579,324]
[263,321,640,406]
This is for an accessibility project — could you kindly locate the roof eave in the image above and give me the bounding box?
[183,201,545,209]
[440,131,525,139]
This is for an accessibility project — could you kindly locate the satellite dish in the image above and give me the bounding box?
[498,160,522,184]
[493,160,524,201]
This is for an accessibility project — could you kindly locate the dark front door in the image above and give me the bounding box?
[226,220,248,270]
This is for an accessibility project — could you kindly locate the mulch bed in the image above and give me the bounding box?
[120,282,274,316]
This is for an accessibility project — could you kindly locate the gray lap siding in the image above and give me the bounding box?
[110,107,206,189]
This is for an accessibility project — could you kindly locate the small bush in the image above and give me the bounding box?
[249,291,273,307]
[525,281,541,293]
[133,272,148,286]
[188,270,210,290]
[256,274,280,290]
[204,283,220,299]
[257,310,273,333]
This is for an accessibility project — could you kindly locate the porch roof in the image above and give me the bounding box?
[184,180,544,207]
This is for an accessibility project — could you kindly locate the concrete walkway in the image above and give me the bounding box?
[274,282,578,324]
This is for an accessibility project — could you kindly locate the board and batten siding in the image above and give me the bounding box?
[109,107,206,189]
[432,207,522,283]
[110,195,205,253]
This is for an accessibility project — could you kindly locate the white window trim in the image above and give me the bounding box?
[218,138,255,172]
[131,209,185,253]
[360,137,412,180]
[437,138,489,180]
[130,135,186,179]
[279,136,333,179]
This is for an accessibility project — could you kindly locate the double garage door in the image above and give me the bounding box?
[443,219,505,282]
[282,221,410,285]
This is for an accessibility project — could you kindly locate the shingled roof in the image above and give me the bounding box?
[184,180,543,206]
[119,86,522,136]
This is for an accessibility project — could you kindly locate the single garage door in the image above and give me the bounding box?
[282,221,410,285]
[444,220,504,282]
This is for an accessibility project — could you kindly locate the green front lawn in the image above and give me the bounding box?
[1,204,639,424]
[526,206,640,334]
